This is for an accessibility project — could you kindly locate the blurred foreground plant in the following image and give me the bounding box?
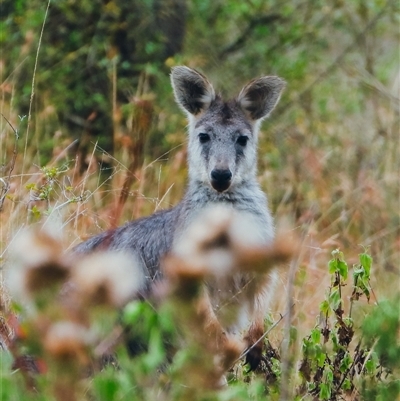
[0,228,398,401]
[1,209,295,401]
[2,228,144,401]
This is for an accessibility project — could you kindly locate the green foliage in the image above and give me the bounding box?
[299,249,399,401]
[360,297,400,401]
[328,249,348,281]
[362,298,400,371]
[352,249,372,301]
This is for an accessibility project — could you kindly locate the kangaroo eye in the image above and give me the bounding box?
[236,135,249,146]
[199,133,210,144]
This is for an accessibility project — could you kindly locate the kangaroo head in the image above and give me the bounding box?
[171,66,285,193]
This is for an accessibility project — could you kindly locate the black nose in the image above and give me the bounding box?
[211,169,232,192]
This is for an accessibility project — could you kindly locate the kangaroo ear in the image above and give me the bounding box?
[238,76,285,121]
[171,66,215,116]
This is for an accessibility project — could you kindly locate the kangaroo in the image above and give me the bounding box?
[73,66,285,369]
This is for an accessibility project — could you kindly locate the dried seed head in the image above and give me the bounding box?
[170,205,274,277]
[44,321,93,362]
[9,228,63,269]
[72,251,145,308]
[25,262,69,294]
[6,229,69,301]
[171,206,238,276]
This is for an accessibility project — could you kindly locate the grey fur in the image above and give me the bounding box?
[73,67,285,299]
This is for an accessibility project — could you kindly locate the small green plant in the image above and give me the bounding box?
[25,163,86,220]
[298,248,399,401]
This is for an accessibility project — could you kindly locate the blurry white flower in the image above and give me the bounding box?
[6,229,69,301]
[72,251,145,307]
[44,321,93,361]
[9,228,63,269]
[171,205,268,276]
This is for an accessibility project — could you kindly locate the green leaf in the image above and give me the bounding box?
[319,382,331,400]
[307,382,316,392]
[316,351,326,367]
[337,260,348,280]
[328,258,338,274]
[353,266,364,276]
[93,375,118,401]
[30,205,41,219]
[122,300,144,325]
[328,249,348,280]
[330,330,339,349]
[302,337,313,354]
[320,299,330,315]
[329,288,341,310]
[143,329,166,371]
[324,366,333,383]
[311,328,321,344]
[365,357,376,374]
[339,352,351,372]
[342,377,352,390]
[359,252,372,278]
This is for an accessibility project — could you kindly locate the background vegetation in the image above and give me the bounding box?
[0,0,399,400]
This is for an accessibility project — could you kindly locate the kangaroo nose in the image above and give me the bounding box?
[211,169,232,192]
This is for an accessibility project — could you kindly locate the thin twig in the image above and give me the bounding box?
[369,280,379,306]
[94,326,124,357]
[155,183,175,212]
[49,139,79,166]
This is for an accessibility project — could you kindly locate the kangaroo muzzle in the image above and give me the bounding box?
[211,169,232,192]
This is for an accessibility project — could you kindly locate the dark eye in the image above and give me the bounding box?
[236,135,249,146]
[199,133,210,144]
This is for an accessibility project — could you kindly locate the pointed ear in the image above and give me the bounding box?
[171,66,215,116]
[238,76,285,121]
